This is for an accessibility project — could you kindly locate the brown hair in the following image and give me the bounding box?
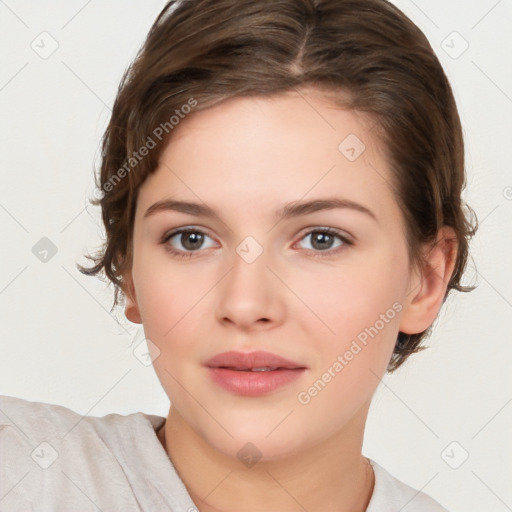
[79,0,478,372]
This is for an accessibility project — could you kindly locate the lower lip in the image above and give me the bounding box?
[207,367,305,396]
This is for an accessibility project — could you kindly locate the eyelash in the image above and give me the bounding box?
[159,226,353,259]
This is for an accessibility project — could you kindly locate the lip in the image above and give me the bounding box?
[204,350,307,397]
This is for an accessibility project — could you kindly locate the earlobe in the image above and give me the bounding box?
[399,226,458,335]
[123,273,142,324]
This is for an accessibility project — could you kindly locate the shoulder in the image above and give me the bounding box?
[367,458,450,512]
[0,394,168,511]
[0,393,84,469]
[1,394,87,435]
[0,393,164,437]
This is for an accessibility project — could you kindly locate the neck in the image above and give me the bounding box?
[157,402,375,512]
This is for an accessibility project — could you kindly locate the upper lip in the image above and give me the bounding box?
[204,351,306,370]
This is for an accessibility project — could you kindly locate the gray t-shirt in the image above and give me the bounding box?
[0,395,449,511]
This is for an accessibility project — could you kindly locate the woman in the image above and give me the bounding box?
[0,0,477,510]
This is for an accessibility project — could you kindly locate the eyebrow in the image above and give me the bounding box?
[143,197,377,223]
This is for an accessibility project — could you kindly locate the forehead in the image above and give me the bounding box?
[136,91,401,227]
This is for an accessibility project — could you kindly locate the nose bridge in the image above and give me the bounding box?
[216,235,284,327]
[232,237,268,287]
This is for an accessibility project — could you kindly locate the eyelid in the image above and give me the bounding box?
[161,225,214,240]
[158,227,212,260]
[292,227,354,257]
[295,225,354,244]
[160,226,218,248]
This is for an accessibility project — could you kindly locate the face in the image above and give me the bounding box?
[125,89,422,461]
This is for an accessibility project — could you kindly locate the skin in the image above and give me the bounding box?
[123,88,457,511]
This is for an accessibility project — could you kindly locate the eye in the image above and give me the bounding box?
[296,228,352,256]
[160,227,217,258]
[160,226,353,259]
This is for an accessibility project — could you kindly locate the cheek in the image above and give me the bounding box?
[291,254,405,347]
[291,253,405,411]
[133,253,213,338]
[132,257,216,393]
[294,281,401,434]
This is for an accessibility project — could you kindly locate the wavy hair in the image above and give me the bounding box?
[79,0,478,372]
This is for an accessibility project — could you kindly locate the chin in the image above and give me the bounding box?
[198,413,313,463]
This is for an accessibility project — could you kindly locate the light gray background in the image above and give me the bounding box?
[0,1,511,511]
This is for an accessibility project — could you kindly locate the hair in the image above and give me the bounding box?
[79,0,478,372]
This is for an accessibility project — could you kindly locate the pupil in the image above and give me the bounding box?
[313,232,332,250]
[183,232,203,250]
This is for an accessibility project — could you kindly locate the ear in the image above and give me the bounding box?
[399,226,458,335]
[123,271,142,324]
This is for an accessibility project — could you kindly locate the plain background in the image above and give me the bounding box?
[0,1,511,510]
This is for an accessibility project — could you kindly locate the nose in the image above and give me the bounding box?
[215,246,286,332]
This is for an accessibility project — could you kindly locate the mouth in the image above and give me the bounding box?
[227,367,282,372]
[204,351,307,396]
